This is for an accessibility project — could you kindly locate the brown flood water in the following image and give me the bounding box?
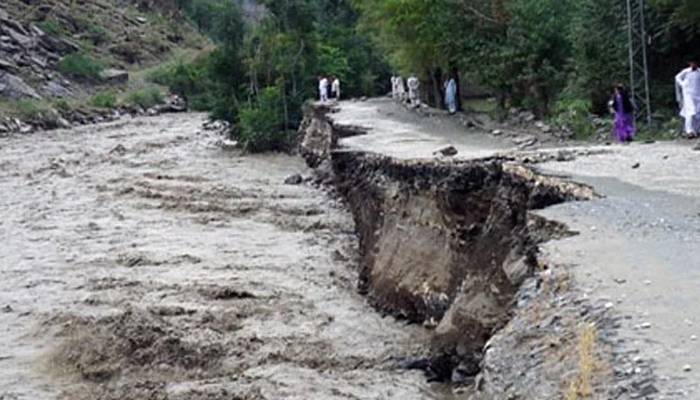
[0,113,462,399]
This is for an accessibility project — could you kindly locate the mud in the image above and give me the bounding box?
[0,113,458,399]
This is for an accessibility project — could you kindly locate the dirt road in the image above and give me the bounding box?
[0,113,454,399]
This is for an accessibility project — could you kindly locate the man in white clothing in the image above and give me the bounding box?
[331,77,341,101]
[407,75,420,108]
[676,61,700,137]
[319,76,329,102]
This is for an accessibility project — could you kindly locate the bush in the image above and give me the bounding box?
[126,87,165,109]
[14,100,50,119]
[551,97,597,139]
[37,20,67,37]
[149,60,212,110]
[237,86,291,152]
[90,91,118,108]
[58,54,105,81]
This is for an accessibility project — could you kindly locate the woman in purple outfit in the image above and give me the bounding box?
[611,84,635,143]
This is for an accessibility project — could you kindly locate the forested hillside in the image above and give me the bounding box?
[3,0,699,148]
[154,0,700,150]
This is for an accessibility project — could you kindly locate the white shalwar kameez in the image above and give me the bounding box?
[676,67,700,135]
[407,76,420,107]
[332,78,340,100]
[319,78,329,102]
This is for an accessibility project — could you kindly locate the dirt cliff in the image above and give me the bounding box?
[299,103,599,387]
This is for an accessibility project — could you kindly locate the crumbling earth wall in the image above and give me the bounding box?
[299,103,599,388]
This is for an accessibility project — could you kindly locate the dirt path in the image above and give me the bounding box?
[0,113,454,399]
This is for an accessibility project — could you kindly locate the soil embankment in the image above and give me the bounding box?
[299,99,625,398]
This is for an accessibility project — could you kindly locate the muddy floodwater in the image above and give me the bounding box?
[0,113,459,399]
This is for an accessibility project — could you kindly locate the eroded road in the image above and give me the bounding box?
[0,113,452,400]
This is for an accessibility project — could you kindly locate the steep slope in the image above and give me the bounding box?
[0,0,206,101]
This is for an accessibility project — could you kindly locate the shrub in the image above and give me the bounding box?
[149,60,210,109]
[551,97,596,139]
[237,86,291,152]
[14,100,50,119]
[37,20,67,37]
[90,91,118,108]
[126,87,165,109]
[58,54,105,81]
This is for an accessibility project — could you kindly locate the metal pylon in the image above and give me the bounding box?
[626,0,652,125]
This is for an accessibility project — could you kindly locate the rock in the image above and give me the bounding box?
[0,72,41,99]
[216,139,239,151]
[284,174,304,185]
[109,144,127,155]
[491,129,503,136]
[6,27,36,49]
[42,80,72,97]
[99,68,129,84]
[136,16,148,24]
[1,305,12,313]
[40,35,79,55]
[0,8,8,20]
[0,56,17,71]
[56,117,71,129]
[693,143,700,151]
[433,145,458,157]
[631,162,640,169]
[519,111,536,122]
[683,364,692,372]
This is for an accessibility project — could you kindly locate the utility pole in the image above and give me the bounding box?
[626,0,652,125]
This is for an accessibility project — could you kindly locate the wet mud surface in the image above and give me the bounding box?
[0,114,458,399]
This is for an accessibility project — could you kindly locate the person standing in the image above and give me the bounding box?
[407,75,420,108]
[396,76,406,102]
[319,76,329,102]
[611,84,635,143]
[675,61,700,138]
[391,76,397,99]
[331,76,341,101]
[444,76,457,114]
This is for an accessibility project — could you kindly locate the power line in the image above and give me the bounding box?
[626,0,652,125]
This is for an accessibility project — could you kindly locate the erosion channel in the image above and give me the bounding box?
[2,103,609,400]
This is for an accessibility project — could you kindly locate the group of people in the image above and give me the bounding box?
[391,75,422,108]
[391,74,458,115]
[318,76,341,102]
[612,61,700,143]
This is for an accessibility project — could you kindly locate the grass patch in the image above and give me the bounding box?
[13,100,51,119]
[125,86,164,109]
[565,323,598,399]
[58,53,105,81]
[463,97,498,113]
[37,20,68,37]
[90,91,118,109]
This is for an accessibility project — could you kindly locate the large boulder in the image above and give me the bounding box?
[0,71,41,99]
[99,68,129,84]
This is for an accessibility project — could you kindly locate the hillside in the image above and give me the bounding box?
[0,0,209,130]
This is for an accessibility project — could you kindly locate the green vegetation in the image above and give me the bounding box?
[125,86,165,109]
[37,20,67,37]
[238,86,291,152]
[152,0,388,152]
[137,0,700,148]
[13,100,51,120]
[57,53,105,81]
[90,91,118,109]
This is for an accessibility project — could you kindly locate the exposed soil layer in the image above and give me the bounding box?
[300,103,597,381]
